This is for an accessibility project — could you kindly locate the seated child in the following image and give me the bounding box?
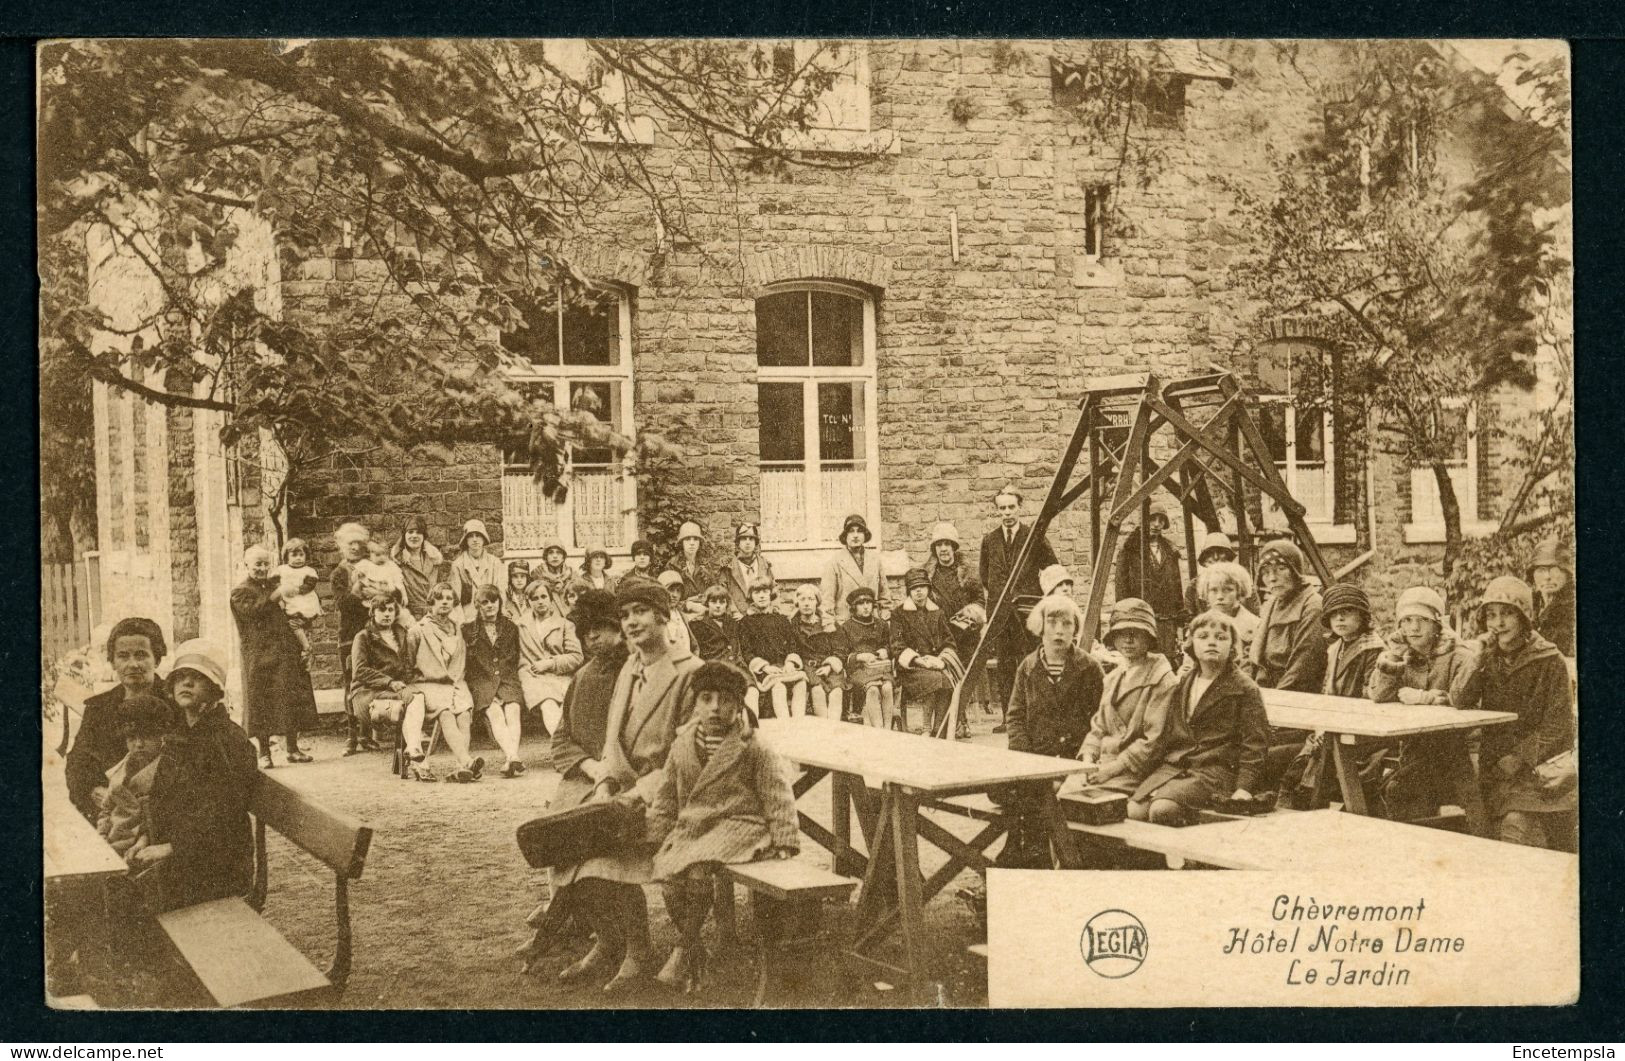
[791,584,845,720]
[347,593,411,755]
[689,585,740,665]
[464,585,528,778]
[96,693,176,859]
[1197,561,1261,656]
[735,575,808,719]
[1366,585,1484,833]
[273,537,323,659]
[517,579,583,738]
[647,661,799,993]
[353,536,409,608]
[1131,610,1269,825]
[1077,597,1176,796]
[137,639,259,912]
[891,568,963,734]
[1278,582,1387,810]
[1455,576,1575,851]
[998,593,1103,866]
[1246,540,1326,794]
[658,569,695,656]
[837,587,894,727]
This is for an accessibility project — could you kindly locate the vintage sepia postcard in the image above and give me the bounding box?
[38,37,1575,1011]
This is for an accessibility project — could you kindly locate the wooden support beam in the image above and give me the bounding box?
[1080,393,1155,648]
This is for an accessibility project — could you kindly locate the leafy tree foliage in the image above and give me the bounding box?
[39,38,876,545]
[1236,41,1571,579]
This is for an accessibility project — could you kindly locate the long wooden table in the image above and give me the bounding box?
[43,749,131,1002]
[44,756,128,885]
[1260,688,1517,814]
[756,717,1086,993]
[1073,807,1576,876]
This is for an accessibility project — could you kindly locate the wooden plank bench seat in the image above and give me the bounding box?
[723,858,861,902]
[157,773,373,1008]
[721,859,859,1007]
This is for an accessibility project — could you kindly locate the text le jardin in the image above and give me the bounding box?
[1222,895,1465,988]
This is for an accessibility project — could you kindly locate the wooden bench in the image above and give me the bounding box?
[721,859,859,1007]
[156,773,374,1008]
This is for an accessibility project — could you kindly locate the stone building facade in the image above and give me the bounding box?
[82,40,1566,691]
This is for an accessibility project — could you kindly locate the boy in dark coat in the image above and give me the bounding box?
[1457,577,1576,851]
[837,586,895,726]
[1132,610,1270,824]
[647,661,799,992]
[735,576,807,718]
[891,568,962,734]
[979,487,1058,728]
[998,593,1104,866]
[689,584,740,665]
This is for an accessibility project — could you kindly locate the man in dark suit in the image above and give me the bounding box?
[978,487,1058,731]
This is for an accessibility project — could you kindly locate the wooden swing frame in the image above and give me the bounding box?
[940,370,1334,740]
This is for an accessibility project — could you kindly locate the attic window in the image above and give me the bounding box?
[1142,74,1186,128]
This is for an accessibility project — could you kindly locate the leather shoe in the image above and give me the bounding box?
[603,956,650,996]
[558,942,619,985]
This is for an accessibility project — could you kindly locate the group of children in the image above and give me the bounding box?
[345,576,584,783]
[1031,534,1578,852]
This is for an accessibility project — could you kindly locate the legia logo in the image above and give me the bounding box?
[1081,909,1148,978]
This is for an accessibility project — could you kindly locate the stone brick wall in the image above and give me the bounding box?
[166,404,200,643]
[260,39,1551,687]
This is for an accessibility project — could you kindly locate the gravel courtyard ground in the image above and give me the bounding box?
[244,709,1006,1011]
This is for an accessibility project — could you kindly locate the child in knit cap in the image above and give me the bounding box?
[1278,583,1387,810]
[647,660,798,993]
[1366,584,1484,833]
[1455,576,1575,850]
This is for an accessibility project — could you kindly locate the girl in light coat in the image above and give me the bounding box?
[1077,598,1177,796]
[401,581,482,783]
[517,578,584,735]
[449,518,504,625]
[1367,585,1485,833]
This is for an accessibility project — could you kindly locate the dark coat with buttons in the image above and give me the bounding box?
[1006,645,1104,759]
[1134,663,1269,807]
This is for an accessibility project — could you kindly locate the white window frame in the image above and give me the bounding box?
[1403,399,1498,543]
[500,284,638,557]
[743,42,897,156]
[538,39,655,145]
[754,281,882,570]
[1258,343,1356,544]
